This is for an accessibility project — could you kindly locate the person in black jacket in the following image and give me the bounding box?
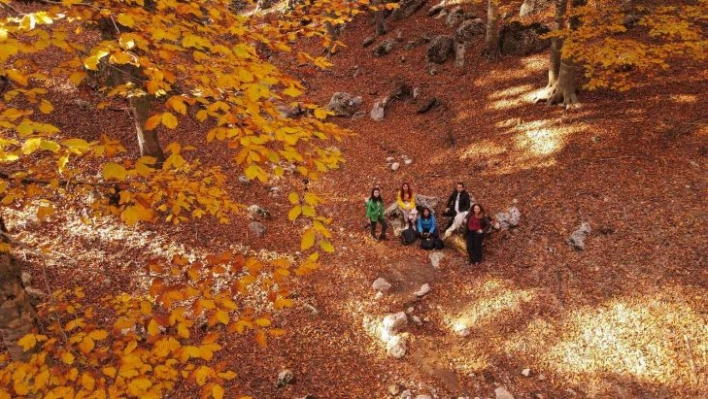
[442,182,471,237]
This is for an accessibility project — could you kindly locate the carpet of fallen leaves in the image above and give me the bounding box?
[7,2,708,399]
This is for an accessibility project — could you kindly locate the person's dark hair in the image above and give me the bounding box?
[421,207,432,219]
[369,187,383,203]
[471,203,485,216]
[400,182,413,200]
[456,182,464,187]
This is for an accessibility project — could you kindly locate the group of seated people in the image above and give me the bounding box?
[365,182,491,265]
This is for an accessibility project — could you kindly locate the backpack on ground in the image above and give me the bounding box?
[420,237,436,250]
[400,228,416,246]
[435,237,445,250]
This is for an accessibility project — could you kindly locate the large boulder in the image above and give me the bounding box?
[384,194,439,218]
[500,21,551,56]
[392,0,428,21]
[519,0,553,17]
[445,6,464,28]
[426,35,454,64]
[455,18,485,44]
[494,206,521,230]
[327,92,363,117]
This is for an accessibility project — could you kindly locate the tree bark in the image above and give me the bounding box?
[484,0,501,60]
[374,0,386,36]
[0,219,38,362]
[130,95,166,165]
[534,0,584,107]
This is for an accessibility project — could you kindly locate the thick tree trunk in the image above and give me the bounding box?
[374,0,386,35]
[130,95,166,165]
[484,0,501,60]
[0,219,38,362]
[534,0,582,107]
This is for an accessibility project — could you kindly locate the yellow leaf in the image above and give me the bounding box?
[320,240,335,253]
[287,207,300,222]
[128,378,152,396]
[169,97,187,115]
[217,371,237,380]
[145,114,162,130]
[21,137,42,154]
[283,86,302,97]
[269,328,286,337]
[37,205,55,221]
[301,229,315,250]
[102,162,127,181]
[111,51,133,64]
[69,71,86,85]
[79,336,95,354]
[212,384,224,399]
[274,297,293,310]
[84,49,109,71]
[61,351,75,365]
[194,366,212,386]
[18,334,37,351]
[255,330,267,348]
[196,110,208,122]
[147,319,161,336]
[88,329,108,340]
[102,366,117,378]
[215,310,229,325]
[314,108,328,120]
[81,373,95,391]
[162,112,178,129]
[288,192,300,205]
[6,69,28,86]
[302,205,316,217]
[254,317,271,327]
[39,99,54,114]
[116,13,135,28]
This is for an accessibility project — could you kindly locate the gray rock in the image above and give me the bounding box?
[400,389,413,399]
[455,18,485,44]
[567,222,592,251]
[412,87,421,99]
[248,221,266,238]
[495,386,515,399]
[500,22,551,56]
[391,162,400,171]
[388,384,401,395]
[247,204,269,220]
[404,158,413,165]
[372,277,392,293]
[415,395,433,399]
[428,3,445,16]
[414,283,430,297]
[363,36,375,47]
[373,38,397,57]
[268,186,280,197]
[426,35,453,64]
[522,368,531,377]
[371,100,386,122]
[327,92,363,117]
[25,287,47,299]
[386,156,396,163]
[382,312,408,334]
[429,252,444,269]
[445,6,464,28]
[392,0,427,21]
[276,369,294,388]
[21,271,32,286]
[412,315,422,325]
[435,8,448,19]
[386,334,407,358]
[520,0,552,17]
[494,206,521,230]
[454,42,466,68]
[351,111,366,120]
[238,175,250,185]
[405,306,414,314]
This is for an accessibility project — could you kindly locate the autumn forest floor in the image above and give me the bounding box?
[6,3,708,399]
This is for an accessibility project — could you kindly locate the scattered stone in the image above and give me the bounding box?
[429,251,444,269]
[445,6,464,28]
[412,316,422,325]
[238,175,250,185]
[389,383,401,396]
[372,277,392,293]
[25,287,47,299]
[400,389,413,399]
[375,291,385,300]
[363,36,375,47]
[386,334,407,358]
[415,395,432,399]
[423,317,430,322]
[413,283,431,297]
[455,18,485,43]
[428,3,445,17]
[382,312,408,334]
[416,98,439,114]
[21,271,32,286]
[371,99,387,122]
[391,162,400,171]
[405,306,414,314]
[495,386,515,399]
[455,326,471,337]
[494,206,521,230]
[327,92,363,117]
[386,156,396,163]
[404,158,413,165]
[426,35,453,64]
[412,87,421,99]
[248,222,266,238]
[538,373,546,381]
[373,38,397,57]
[500,22,551,56]
[276,369,294,388]
[391,0,427,21]
[435,8,449,19]
[520,0,552,17]
[247,204,269,220]
[268,186,280,197]
[522,368,531,377]
[404,36,429,50]
[567,222,592,251]
[351,111,366,120]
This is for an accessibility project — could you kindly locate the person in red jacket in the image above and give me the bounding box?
[465,204,490,266]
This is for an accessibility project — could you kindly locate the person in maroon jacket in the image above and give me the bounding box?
[465,204,491,266]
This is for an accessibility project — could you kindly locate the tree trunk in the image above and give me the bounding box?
[484,0,501,60]
[534,0,582,107]
[0,219,38,362]
[130,95,166,165]
[374,0,386,35]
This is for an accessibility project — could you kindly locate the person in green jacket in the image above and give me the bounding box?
[365,187,387,241]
